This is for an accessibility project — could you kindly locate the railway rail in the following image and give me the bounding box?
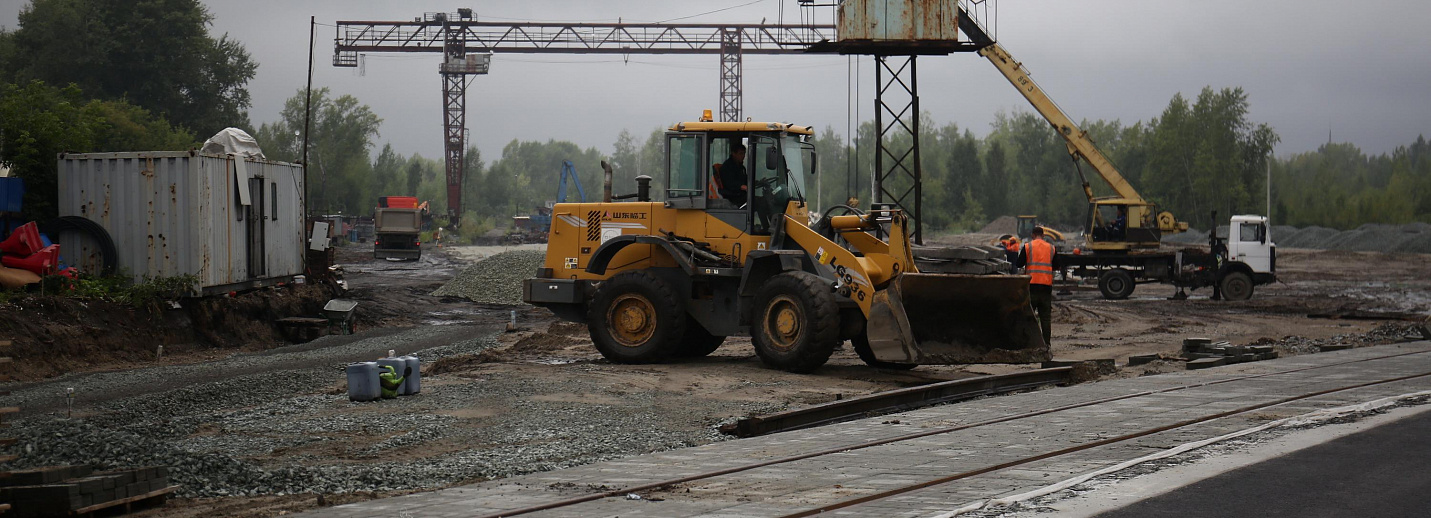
[471,348,1431,518]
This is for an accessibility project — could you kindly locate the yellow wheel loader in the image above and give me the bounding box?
[523,113,1049,372]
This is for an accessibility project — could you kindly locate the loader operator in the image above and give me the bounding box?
[1017,227,1055,345]
[717,142,748,203]
[378,364,411,399]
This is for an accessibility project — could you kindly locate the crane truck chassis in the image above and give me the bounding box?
[1059,215,1276,301]
[524,116,1048,372]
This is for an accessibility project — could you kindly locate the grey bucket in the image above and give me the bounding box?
[345,362,381,402]
[401,355,421,394]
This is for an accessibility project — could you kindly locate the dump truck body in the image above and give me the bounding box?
[374,207,421,260]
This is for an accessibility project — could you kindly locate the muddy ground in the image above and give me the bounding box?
[4,241,1427,518]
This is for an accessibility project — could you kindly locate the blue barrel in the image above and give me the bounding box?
[345,362,381,402]
[376,357,408,397]
[401,355,421,394]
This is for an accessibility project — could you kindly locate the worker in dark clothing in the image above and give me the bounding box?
[718,142,748,203]
[1016,226,1056,345]
[1107,206,1128,240]
[378,364,410,399]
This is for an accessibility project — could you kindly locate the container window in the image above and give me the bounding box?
[271,183,278,220]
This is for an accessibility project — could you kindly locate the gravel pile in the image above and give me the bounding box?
[1164,222,1431,253]
[1249,322,1415,356]
[978,215,1018,235]
[432,250,547,305]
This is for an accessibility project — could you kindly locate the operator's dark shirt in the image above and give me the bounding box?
[718,156,747,202]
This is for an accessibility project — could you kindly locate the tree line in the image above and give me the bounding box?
[3,0,1428,235]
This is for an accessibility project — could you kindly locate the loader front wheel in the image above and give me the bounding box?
[751,272,841,373]
[588,271,686,363]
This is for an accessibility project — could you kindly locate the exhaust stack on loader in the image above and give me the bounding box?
[524,113,1048,372]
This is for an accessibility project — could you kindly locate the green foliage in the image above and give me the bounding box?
[30,273,198,310]
[1273,137,1431,228]
[0,80,196,220]
[3,0,257,136]
[255,88,382,215]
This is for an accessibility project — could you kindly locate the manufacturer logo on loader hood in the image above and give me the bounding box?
[606,211,647,220]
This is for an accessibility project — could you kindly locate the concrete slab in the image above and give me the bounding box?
[294,342,1431,518]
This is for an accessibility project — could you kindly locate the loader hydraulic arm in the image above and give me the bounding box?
[977,43,1143,204]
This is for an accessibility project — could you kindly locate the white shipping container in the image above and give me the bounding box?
[58,151,305,296]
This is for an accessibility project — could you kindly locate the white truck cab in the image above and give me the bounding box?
[1228,215,1275,274]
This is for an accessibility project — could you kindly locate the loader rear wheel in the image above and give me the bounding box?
[1098,269,1136,300]
[676,319,725,358]
[751,272,841,373]
[587,271,685,363]
[1220,271,1254,301]
[851,333,918,370]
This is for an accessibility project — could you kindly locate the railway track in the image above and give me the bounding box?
[471,348,1431,518]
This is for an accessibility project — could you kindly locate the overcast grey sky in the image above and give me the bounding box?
[4,1,1429,163]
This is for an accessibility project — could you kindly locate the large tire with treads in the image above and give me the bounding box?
[675,319,726,358]
[751,271,842,373]
[587,270,686,363]
[1220,271,1254,301]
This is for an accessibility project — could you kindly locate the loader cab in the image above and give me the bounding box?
[664,118,814,236]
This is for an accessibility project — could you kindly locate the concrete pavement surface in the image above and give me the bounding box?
[294,342,1431,518]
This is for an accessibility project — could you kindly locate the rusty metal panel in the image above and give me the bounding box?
[58,152,305,295]
[837,0,960,42]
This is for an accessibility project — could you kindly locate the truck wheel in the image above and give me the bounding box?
[851,333,917,370]
[1098,269,1136,300]
[676,319,725,358]
[587,270,686,363]
[1220,272,1254,301]
[751,272,842,373]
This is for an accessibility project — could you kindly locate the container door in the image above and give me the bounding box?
[248,176,266,277]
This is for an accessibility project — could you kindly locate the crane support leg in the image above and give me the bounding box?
[872,55,923,244]
[719,28,743,122]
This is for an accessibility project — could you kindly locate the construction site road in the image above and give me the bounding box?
[3,242,1426,518]
[289,342,1431,518]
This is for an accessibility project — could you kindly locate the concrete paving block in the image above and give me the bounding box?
[1320,344,1353,352]
[1127,354,1161,366]
[1186,357,1226,370]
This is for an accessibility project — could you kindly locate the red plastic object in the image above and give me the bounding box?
[57,266,79,279]
[1,244,59,275]
[0,221,43,257]
[378,196,419,209]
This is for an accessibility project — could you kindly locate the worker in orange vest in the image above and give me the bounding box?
[999,235,1020,263]
[1016,226,1055,345]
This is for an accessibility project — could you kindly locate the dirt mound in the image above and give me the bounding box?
[1165,222,1431,254]
[0,284,335,381]
[979,215,1018,235]
[547,321,588,336]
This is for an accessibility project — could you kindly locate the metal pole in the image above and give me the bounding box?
[302,15,315,271]
[910,56,921,245]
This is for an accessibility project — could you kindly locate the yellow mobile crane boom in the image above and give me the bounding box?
[977,42,1187,251]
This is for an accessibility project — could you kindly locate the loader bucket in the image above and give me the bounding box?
[865,273,1050,364]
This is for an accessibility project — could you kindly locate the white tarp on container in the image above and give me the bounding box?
[201,128,266,159]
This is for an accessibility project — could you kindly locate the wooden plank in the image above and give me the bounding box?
[0,408,16,416]
[0,455,15,463]
[0,358,11,364]
[0,438,15,447]
[71,485,179,515]
[0,340,11,347]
